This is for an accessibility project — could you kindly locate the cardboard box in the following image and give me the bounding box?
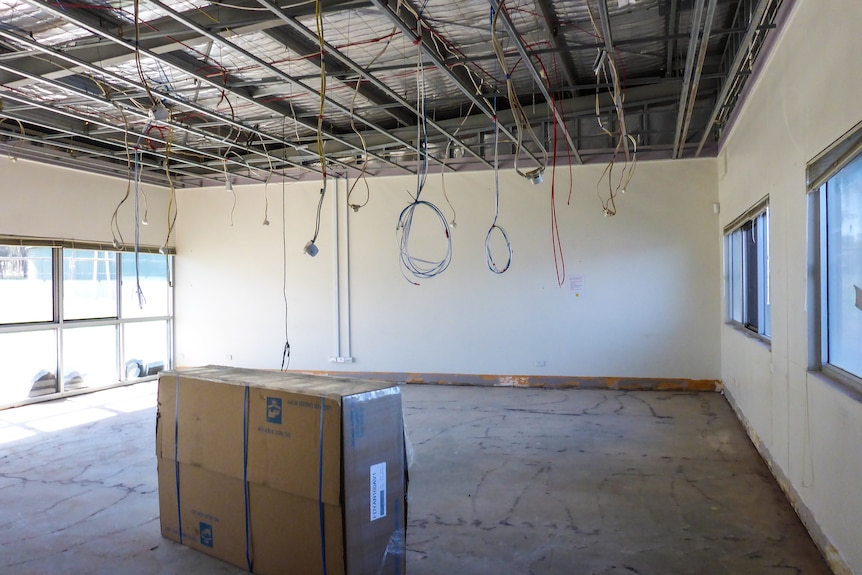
[156,366,407,575]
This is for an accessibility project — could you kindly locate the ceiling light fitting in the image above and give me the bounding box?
[525,167,544,185]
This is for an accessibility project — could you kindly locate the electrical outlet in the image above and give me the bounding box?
[535,360,546,367]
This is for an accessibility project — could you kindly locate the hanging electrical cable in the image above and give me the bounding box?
[586,0,638,216]
[280,119,291,371]
[395,17,452,284]
[110,105,133,250]
[132,143,147,309]
[346,17,398,213]
[304,187,326,257]
[258,133,275,226]
[485,96,512,274]
[491,1,547,185]
[223,157,237,226]
[315,0,327,182]
[301,0,328,257]
[161,123,178,253]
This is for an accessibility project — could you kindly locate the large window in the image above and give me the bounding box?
[809,138,862,387]
[0,241,173,408]
[725,198,770,339]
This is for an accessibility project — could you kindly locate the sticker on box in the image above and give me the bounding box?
[266,397,282,424]
[200,522,214,548]
[370,462,386,521]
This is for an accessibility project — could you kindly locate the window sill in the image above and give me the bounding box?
[724,321,772,349]
[808,365,862,404]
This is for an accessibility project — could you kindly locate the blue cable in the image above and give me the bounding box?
[243,386,252,571]
[318,397,327,575]
[174,373,183,544]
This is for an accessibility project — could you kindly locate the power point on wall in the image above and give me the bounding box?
[713,203,720,215]
[535,360,546,367]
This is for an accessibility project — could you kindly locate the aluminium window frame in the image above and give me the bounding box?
[806,121,862,396]
[724,196,771,342]
[0,236,175,409]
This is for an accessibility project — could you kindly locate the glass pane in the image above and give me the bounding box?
[62,325,118,391]
[759,211,771,338]
[0,246,53,324]
[64,250,117,320]
[826,154,862,378]
[121,253,170,318]
[123,321,169,380]
[729,230,743,323]
[0,330,58,404]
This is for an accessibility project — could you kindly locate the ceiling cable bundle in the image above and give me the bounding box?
[395,21,452,284]
[491,1,548,185]
[486,97,512,274]
[586,0,638,216]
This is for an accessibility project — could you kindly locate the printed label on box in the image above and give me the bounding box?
[266,397,282,424]
[200,522,214,548]
[370,462,386,521]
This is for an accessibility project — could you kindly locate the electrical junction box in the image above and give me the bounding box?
[156,366,407,575]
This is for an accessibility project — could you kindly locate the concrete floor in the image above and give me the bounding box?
[0,382,831,575]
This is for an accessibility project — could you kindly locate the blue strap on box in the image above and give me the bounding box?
[243,385,253,572]
[318,396,328,575]
[174,373,183,544]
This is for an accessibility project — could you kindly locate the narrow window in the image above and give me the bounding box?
[724,199,770,339]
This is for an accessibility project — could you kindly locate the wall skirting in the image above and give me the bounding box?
[297,371,720,391]
[721,386,850,575]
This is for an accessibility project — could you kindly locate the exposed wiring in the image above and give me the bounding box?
[439,100,477,229]
[491,1,548,182]
[258,133,275,226]
[486,97,512,274]
[109,106,132,250]
[224,158,237,226]
[586,0,638,216]
[395,24,452,284]
[133,0,157,107]
[310,187,326,245]
[132,146,147,309]
[280,119,291,371]
[315,0,327,182]
[549,99,566,287]
[162,123,178,252]
[346,15,397,213]
[0,117,25,161]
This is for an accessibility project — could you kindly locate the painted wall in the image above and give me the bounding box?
[174,158,720,380]
[0,157,172,248]
[718,0,862,572]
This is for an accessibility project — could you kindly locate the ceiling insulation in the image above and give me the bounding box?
[0,0,785,186]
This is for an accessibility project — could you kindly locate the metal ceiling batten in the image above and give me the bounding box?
[144,0,419,173]
[255,0,493,169]
[0,90,251,181]
[13,0,402,178]
[0,0,788,184]
[676,0,718,159]
[490,0,582,165]
[368,0,544,166]
[0,28,311,176]
[695,0,780,156]
[671,0,705,159]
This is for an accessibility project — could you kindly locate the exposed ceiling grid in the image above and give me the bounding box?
[0,0,785,186]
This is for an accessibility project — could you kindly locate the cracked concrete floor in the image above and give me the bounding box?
[0,382,831,574]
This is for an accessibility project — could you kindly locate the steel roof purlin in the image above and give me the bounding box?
[0,0,790,185]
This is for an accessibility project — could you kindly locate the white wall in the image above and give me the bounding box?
[0,157,172,247]
[718,0,862,572]
[174,158,720,380]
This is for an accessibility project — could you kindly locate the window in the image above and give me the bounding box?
[809,134,862,386]
[0,240,174,408]
[724,199,770,339]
